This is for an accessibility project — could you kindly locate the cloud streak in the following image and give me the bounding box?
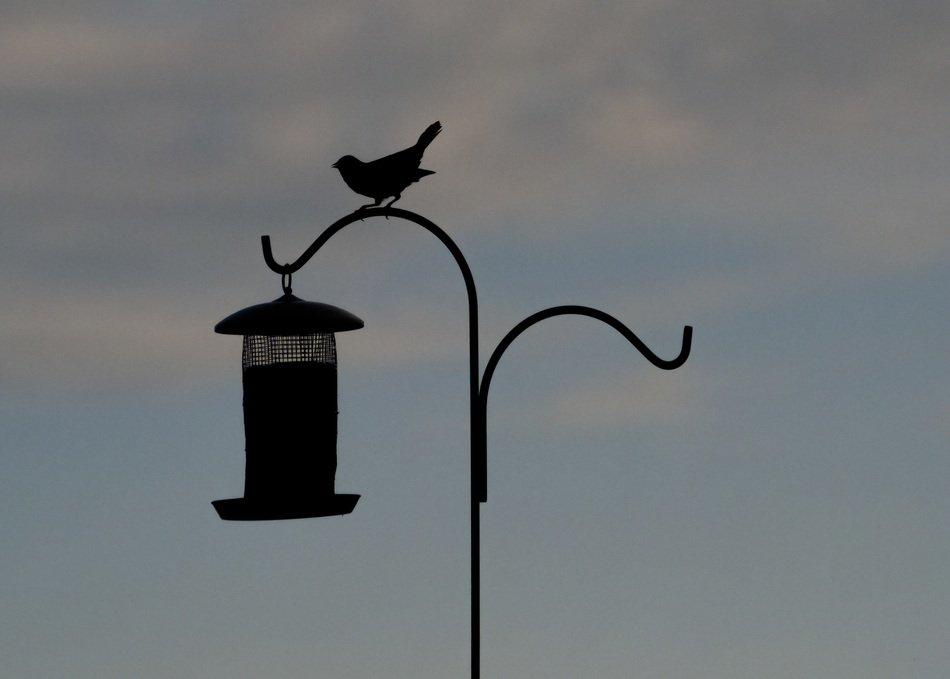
[1,0,947,389]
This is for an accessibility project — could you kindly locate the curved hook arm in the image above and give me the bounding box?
[261,210,365,275]
[262,207,454,276]
[475,305,692,501]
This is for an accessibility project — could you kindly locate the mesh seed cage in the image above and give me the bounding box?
[213,293,363,521]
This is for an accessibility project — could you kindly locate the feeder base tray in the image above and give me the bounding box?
[212,494,360,521]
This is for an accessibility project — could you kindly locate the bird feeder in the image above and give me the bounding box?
[212,292,364,520]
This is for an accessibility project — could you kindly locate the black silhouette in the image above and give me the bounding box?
[220,206,694,678]
[213,295,364,520]
[332,121,441,210]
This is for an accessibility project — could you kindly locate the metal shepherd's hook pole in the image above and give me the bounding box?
[261,207,693,679]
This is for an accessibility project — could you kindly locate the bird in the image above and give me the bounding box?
[332,121,441,211]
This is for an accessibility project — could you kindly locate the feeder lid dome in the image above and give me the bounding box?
[215,293,364,336]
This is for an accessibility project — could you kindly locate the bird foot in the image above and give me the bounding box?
[382,198,401,220]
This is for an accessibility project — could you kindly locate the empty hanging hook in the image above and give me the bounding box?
[474,305,692,502]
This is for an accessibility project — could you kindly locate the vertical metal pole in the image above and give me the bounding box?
[472,494,480,679]
[466,246,481,679]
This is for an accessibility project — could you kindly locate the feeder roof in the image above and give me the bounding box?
[215,293,364,336]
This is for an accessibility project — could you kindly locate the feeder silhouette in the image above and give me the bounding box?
[213,292,363,520]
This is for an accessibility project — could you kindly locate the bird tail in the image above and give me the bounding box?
[415,121,442,150]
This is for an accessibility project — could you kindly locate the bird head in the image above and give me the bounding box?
[332,155,359,171]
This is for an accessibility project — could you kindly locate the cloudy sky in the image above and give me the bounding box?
[2,2,949,677]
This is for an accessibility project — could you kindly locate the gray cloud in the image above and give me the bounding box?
[2,1,948,388]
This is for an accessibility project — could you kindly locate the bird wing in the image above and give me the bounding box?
[366,147,422,173]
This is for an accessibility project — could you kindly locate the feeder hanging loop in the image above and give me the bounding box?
[281,272,293,295]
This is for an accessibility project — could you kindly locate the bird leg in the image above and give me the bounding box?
[381,194,401,219]
[355,198,382,219]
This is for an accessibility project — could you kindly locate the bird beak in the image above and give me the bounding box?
[331,161,339,168]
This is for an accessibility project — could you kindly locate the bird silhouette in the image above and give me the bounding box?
[332,121,441,211]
